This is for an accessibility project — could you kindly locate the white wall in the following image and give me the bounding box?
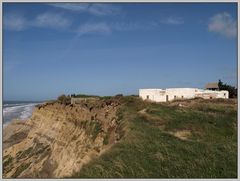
[139,89,167,102]
[165,88,196,101]
[139,88,229,102]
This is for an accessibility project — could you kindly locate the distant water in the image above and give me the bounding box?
[3,101,42,126]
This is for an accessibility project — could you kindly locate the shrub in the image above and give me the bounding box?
[115,94,123,97]
[71,94,99,98]
[12,162,31,178]
[218,80,237,98]
[57,94,71,105]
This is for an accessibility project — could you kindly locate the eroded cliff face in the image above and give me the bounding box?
[3,98,122,178]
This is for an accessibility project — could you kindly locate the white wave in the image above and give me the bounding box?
[3,103,39,124]
[3,104,35,115]
[19,105,36,120]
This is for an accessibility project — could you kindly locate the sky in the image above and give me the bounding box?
[3,3,237,101]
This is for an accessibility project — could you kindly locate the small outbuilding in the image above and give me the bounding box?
[205,82,219,91]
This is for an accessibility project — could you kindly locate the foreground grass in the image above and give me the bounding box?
[72,97,237,178]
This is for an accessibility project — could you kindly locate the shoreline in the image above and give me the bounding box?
[3,102,43,127]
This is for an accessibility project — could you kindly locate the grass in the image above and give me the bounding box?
[12,162,31,178]
[75,120,103,141]
[35,145,50,155]
[3,155,13,168]
[72,96,237,178]
[103,134,109,145]
[86,120,102,141]
[16,147,34,160]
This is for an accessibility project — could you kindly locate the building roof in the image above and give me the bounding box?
[205,82,219,89]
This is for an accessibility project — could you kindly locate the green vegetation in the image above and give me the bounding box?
[57,94,71,105]
[72,96,237,178]
[103,134,109,145]
[218,79,237,98]
[35,145,50,155]
[74,120,103,141]
[12,162,31,178]
[85,120,102,141]
[71,94,99,98]
[17,147,34,160]
[3,155,13,168]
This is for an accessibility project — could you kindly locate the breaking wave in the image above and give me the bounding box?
[3,103,40,125]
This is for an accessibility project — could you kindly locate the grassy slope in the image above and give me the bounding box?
[72,97,237,178]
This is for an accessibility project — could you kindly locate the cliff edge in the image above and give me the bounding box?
[3,97,122,178]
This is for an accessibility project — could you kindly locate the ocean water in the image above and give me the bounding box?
[3,101,41,126]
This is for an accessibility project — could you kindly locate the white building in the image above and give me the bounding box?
[139,88,229,102]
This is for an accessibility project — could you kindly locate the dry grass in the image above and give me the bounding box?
[168,130,191,140]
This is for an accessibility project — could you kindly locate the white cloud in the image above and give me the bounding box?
[160,16,184,25]
[88,4,120,16]
[76,19,185,36]
[50,3,89,12]
[34,12,72,29]
[4,12,71,31]
[77,22,111,36]
[4,14,28,31]
[49,3,121,16]
[208,12,236,38]
[76,21,155,36]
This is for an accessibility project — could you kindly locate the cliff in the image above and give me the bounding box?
[3,97,122,178]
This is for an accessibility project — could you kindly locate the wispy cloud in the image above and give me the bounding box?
[50,3,121,16]
[4,9,184,36]
[160,16,184,25]
[34,12,72,29]
[208,12,236,38]
[4,12,71,31]
[76,21,153,36]
[76,18,185,36]
[4,14,28,31]
[77,22,111,36]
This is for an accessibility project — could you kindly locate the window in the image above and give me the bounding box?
[224,93,226,96]
[182,96,184,99]
[210,96,212,99]
[174,95,177,99]
[146,95,149,99]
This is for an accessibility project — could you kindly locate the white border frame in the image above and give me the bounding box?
[0,1,238,181]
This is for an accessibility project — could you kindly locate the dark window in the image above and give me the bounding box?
[146,95,149,99]
[166,95,169,101]
[174,95,176,99]
[182,96,184,99]
[224,93,226,96]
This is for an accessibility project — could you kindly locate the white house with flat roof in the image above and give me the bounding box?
[139,88,228,102]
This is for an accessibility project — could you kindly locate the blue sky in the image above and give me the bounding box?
[3,3,237,101]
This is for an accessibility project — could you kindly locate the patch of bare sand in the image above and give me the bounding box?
[168,130,191,140]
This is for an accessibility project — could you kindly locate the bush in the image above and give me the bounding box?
[71,94,99,98]
[115,94,123,97]
[57,94,71,105]
[218,80,237,98]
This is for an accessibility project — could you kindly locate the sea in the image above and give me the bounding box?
[3,101,42,126]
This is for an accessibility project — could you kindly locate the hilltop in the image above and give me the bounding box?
[3,96,237,178]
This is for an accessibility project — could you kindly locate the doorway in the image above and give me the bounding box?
[166,95,169,102]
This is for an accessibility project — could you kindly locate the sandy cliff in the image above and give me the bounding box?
[3,98,122,178]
